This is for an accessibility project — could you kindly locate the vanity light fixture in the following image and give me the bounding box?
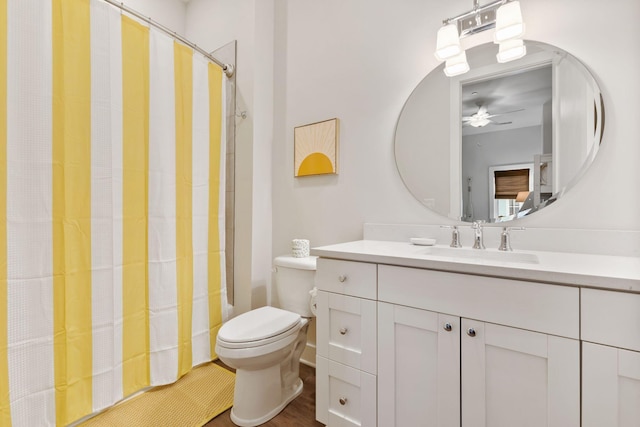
[496,38,527,63]
[435,0,527,75]
[444,51,470,77]
[434,24,462,61]
[494,0,525,42]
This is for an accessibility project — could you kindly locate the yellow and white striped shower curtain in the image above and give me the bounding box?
[0,0,229,425]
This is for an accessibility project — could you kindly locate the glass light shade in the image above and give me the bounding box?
[435,24,462,61]
[444,51,469,77]
[494,1,525,42]
[496,38,527,63]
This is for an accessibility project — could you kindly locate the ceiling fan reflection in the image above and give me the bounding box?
[462,104,523,128]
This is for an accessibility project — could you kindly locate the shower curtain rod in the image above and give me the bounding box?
[102,0,235,77]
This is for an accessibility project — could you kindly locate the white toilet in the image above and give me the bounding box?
[215,255,317,427]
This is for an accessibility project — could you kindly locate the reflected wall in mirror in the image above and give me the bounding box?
[395,41,604,223]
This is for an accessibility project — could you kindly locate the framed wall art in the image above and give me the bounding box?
[294,118,339,177]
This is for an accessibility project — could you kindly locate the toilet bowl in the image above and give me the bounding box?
[215,256,317,427]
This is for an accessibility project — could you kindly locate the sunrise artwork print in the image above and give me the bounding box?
[294,118,339,177]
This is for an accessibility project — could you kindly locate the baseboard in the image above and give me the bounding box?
[300,342,316,368]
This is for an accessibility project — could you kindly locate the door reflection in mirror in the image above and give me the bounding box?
[462,65,551,222]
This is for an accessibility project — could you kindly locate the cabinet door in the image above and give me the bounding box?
[461,319,579,427]
[378,302,460,427]
[583,342,640,427]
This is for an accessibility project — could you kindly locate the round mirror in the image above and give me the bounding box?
[395,41,604,223]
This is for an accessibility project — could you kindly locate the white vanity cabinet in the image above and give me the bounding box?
[315,256,582,426]
[312,238,640,427]
[315,258,377,426]
[377,265,580,427]
[581,289,640,427]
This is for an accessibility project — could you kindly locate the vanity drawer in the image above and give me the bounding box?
[582,288,640,352]
[316,290,377,374]
[316,258,377,300]
[378,264,579,339]
[316,356,377,427]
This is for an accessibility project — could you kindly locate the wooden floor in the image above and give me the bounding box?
[204,362,324,427]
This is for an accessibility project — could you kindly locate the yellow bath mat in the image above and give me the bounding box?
[79,362,235,427]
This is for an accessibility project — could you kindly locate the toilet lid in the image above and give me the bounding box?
[217,306,301,345]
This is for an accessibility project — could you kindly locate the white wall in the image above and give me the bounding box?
[120,0,186,34]
[272,0,432,259]
[272,0,640,261]
[139,0,640,312]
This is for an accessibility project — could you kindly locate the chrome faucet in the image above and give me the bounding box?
[498,226,525,251]
[441,225,462,248]
[472,220,485,249]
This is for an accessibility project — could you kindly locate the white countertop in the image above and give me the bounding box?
[311,240,640,293]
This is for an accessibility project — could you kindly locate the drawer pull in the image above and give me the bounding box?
[467,328,476,337]
[338,275,347,283]
[339,397,348,406]
[443,323,452,332]
[339,328,348,335]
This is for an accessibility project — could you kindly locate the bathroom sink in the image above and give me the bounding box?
[421,246,539,264]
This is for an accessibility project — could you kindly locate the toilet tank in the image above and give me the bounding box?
[273,255,317,317]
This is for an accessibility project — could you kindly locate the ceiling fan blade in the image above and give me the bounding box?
[487,108,525,118]
[492,121,513,125]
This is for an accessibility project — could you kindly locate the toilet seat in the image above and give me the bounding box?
[217,306,301,349]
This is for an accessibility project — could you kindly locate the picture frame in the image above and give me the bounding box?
[293,118,339,177]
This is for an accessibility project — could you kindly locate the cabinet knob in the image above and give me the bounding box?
[338,275,347,283]
[339,397,348,406]
[467,328,476,337]
[339,328,348,335]
[443,323,452,332]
